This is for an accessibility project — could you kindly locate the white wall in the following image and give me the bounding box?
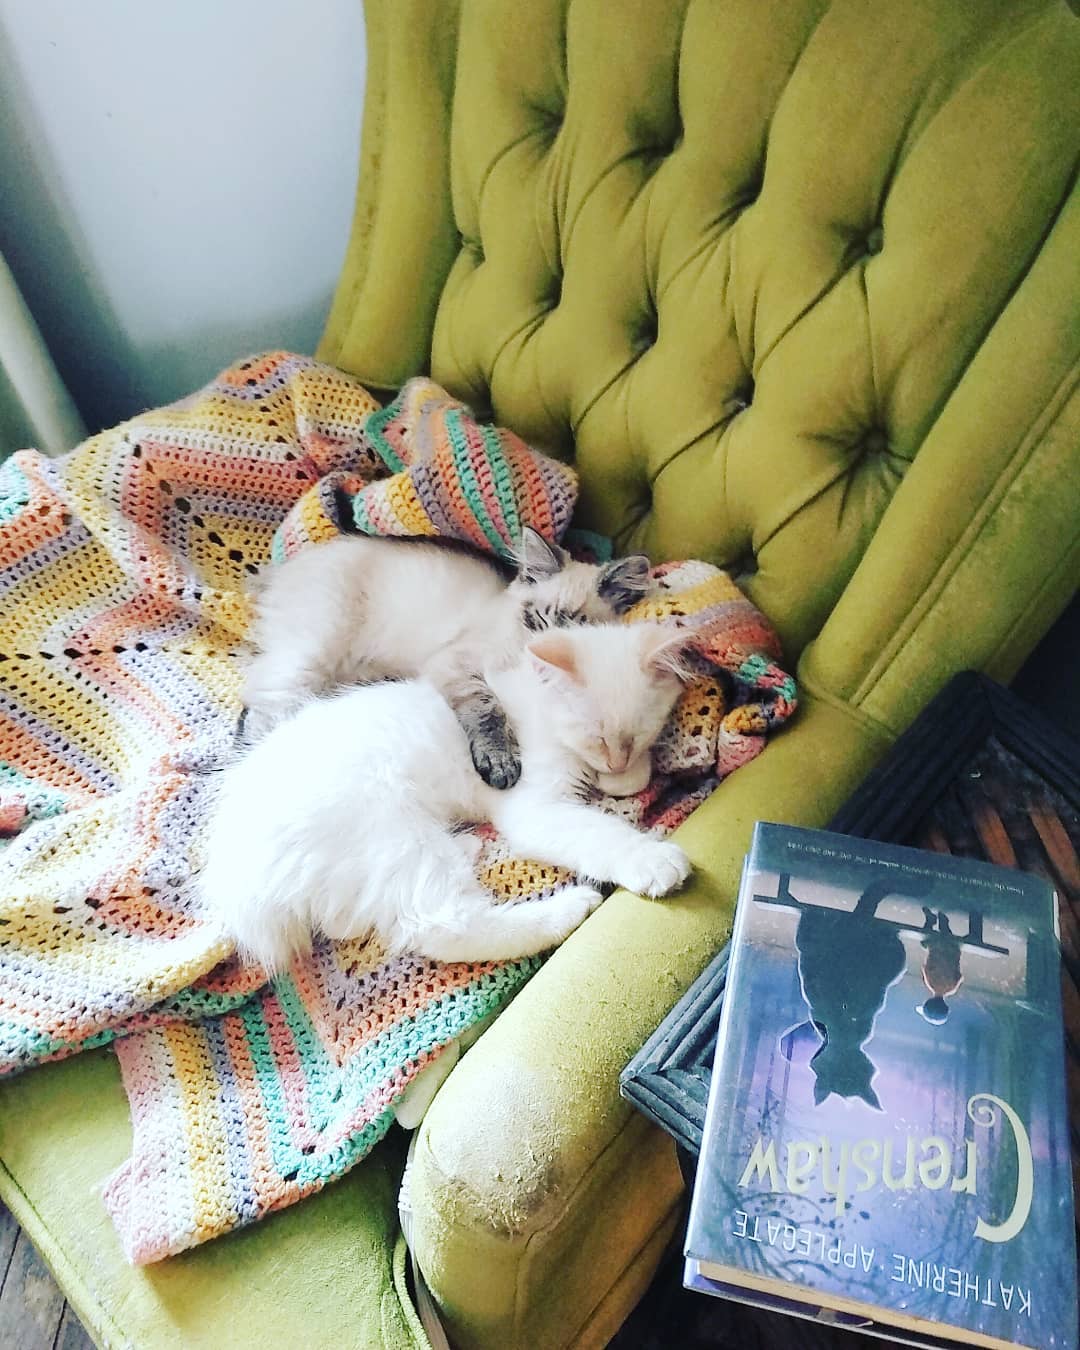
[0,1,365,435]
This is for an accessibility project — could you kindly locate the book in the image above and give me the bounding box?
[684,823,1077,1350]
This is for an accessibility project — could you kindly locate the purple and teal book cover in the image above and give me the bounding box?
[684,824,1077,1350]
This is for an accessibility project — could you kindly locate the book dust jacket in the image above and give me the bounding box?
[685,824,1077,1350]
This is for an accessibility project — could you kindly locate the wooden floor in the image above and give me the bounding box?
[0,1205,93,1350]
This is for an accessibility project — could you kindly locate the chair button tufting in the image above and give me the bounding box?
[863,427,888,455]
[863,225,884,256]
[732,552,758,581]
[536,107,563,140]
[633,314,658,354]
[724,383,753,417]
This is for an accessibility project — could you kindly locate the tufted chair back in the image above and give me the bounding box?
[314,6,1080,1346]
[322,0,1080,724]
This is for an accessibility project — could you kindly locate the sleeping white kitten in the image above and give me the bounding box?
[241,528,652,790]
[201,621,693,971]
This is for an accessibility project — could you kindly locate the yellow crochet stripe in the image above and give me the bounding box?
[383,473,437,536]
[623,570,744,624]
[290,491,342,549]
[479,857,572,903]
[166,1021,239,1243]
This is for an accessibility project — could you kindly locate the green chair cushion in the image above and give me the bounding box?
[0,1052,427,1349]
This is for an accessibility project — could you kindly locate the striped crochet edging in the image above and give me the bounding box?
[0,351,796,1262]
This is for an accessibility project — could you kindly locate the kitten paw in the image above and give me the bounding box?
[236,705,277,745]
[548,885,604,940]
[453,831,485,865]
[471,739,522,791]
[614,841,692,899]
[238,695,303,744]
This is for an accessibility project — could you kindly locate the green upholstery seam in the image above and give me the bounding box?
[531,350,568,446]
[984,535,1080,680]
[754,253,856,379]
[487,304,553,392]
[440,262,477,397]
[562,144,670,263]
[752,443,864,557]
[570,348,640,438]
[893,155,1080,469]
[473,124,551,239]
[563,1193,684,1348]
[511,1112,680,1346]
[851,356,1080,709]
[857,264,881,423]
[646,410,728,487]
[654,202,744,309]
[962,157,1080,374]
[794,667,899,747]
[641,149,662,313]
[901,4,1062,183]
[533,152,562,281]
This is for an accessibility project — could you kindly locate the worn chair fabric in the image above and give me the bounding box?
[0,2,1077,1347]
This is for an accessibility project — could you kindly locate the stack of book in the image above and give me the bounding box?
[685,823,1077,1350]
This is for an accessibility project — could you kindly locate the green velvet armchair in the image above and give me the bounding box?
[1,2,1077,1346]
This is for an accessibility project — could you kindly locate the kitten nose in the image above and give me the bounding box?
[603,737,634,773]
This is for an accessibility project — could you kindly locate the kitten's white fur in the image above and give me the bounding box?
[201,622,692,971]
[241,531,643,740]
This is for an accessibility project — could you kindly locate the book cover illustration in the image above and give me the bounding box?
[685,824,1077,1350]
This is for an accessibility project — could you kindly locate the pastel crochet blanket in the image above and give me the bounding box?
[0,352,796,1262]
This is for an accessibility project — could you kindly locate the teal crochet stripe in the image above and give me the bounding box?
[0,352,797,1266]
[360,400,407,473]
[478,421,521,556]
[446,410,510,556]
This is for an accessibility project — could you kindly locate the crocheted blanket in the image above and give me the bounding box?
[0,353,796,1262]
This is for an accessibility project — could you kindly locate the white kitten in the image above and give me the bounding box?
[241,529,651,790]
[201,622,692,971]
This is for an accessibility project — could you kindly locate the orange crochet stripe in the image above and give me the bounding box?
[0,353,796,1263]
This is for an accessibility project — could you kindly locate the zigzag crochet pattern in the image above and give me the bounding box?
[0,352,796,1261]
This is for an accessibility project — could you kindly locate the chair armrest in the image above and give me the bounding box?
[801,181,1080,730]
[408,689,892,1350]
[318,0,461,390]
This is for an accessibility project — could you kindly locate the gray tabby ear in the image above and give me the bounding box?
[597,554,652,612]
[517,526,567,582]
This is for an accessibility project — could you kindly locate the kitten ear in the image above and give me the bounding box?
[517,527,567,583]
[638,625,694,682]
[527,632,582,684]
[597,554,652,613]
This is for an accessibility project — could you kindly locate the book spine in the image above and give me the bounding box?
[684,832,761,1260]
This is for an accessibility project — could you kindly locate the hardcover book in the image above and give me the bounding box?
[684,823,1077,1350]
